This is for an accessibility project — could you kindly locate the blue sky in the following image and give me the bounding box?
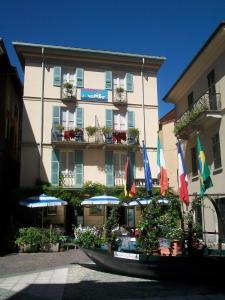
[1,0,225,117]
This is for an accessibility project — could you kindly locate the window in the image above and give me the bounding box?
[207,70,217,110]
[191,147,198,176]
[47,207,57,215]
[62,69,74,86]
[61,108,75,130]
[60,151,75,175]
[188,92,194,108]
[212,133,222,169]
[113,73,125,90]
[114,153,126,181]
[113,111,126,130]
[89,206,104,216]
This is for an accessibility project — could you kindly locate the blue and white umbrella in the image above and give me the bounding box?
[19,194,67,208]
[128,197,169,207]
[81,195,120,206]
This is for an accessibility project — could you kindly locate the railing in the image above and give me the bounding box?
[135,178,159,187]
[60,173,75,187]
[52,127,84,142]
[175,91,221,126]
[59,175,159,188]
[113,90,127,104]
[175,91,221,136]
[61,86,77,99]
[51,127,139,145]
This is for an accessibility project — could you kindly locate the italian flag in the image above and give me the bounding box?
[157,136,169,195]
[178,141,189,205]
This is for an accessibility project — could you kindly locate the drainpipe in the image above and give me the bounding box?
[141,58,146,144]
[39,47,45,179]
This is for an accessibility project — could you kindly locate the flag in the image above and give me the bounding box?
[177,141,189,205]
[197,135,213,196]
[124,157,136,197]
[142,141,152,193]
[157,136,169,195]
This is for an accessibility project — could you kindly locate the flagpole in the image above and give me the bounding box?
[141,58,146,144]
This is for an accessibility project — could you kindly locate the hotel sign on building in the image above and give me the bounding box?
[81,88,108,102]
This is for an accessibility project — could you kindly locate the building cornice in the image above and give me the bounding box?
[13,41,166,73]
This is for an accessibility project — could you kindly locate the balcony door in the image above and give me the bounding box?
[61,108,75,130]
[113,112,126,131]
[60,151,75,187]
[207,70,217,110]
[114,152,126,186]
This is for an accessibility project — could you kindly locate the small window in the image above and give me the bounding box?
[191,147,198,176]
[188,92,194,108]
[89,206,104,216]
[47,206,57,215]
[212,133,222,170]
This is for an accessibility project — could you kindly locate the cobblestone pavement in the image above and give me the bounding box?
[1,249,225,299]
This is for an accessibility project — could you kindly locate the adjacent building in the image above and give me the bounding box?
[164,22,225,245]
[0,38,22,191]
[14,42,165,227]
[0,38,23,252]
[159,108,178,194]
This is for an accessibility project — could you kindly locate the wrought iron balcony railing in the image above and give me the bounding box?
[61,86,77,99]
[59,174,159,188]
[174,91,221,136]
[113,90,127,104]
[51,127,139,145]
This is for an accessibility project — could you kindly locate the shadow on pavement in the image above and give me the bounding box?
[5,280,225,300]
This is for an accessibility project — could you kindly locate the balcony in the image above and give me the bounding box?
[52,127,84,144]
[51,127,140,147]
[174,91,221,139]
[61,84,77,100]
[60,174,159,189]
[113,88,127,105]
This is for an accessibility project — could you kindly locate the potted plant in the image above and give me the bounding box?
[63,82,73,98]
[15,227,42,253]
[116,86,124,93]
[101,127,113,143]
[85,126,97,142]
[127,128,140,144]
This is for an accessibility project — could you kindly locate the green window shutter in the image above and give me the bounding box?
[128,151,136,179]
[105,151,114,186]
[53,66,61,86]
[52,106,60,126]
[76,68,84,88]
[127,111,135,128]
[106,109,113,128]
[74,150,83,186]
[76,107,84,128]
[125,73,133,92]
[51,149,59,185]
[105,71,112,90]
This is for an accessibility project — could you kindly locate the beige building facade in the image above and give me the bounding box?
[159,109,178,194]
[14,42,165,227]
[164,23,225,245]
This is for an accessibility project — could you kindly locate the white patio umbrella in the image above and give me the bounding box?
[19,194,67,227]
[128,197,169,207]
[81,195,120,206]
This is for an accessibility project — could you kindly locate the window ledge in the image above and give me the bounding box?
[213,167,223,175]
